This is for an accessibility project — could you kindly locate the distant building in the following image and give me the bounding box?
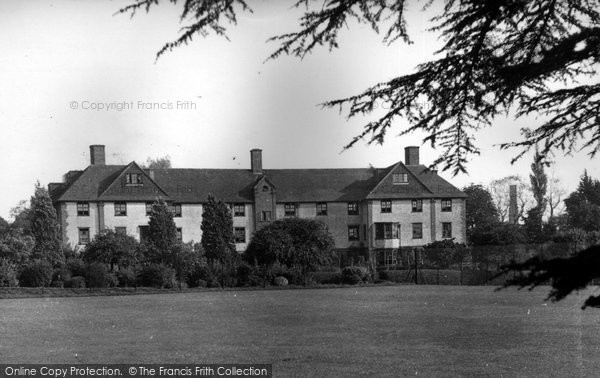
[49,145,466,267]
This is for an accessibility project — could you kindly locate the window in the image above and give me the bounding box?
[125,173,143,186]
[375,223,398,240]
[114,202,127,216]
[393,173,408,184]
[115,227,126,235]
[233,204,245,217]
[348,226,359,241]
[412,199,423,213]
[176,228,182,241]
[262,185,269,192]
[442,222,452,238]
[347,202,359,215]
[170,203,182,217]
[284,203,296,217]
[234,227,246,243]
[316,202,327,216]
[381,200,392,213]
[77,202,89,216]
[441,199,452,212]
[412,223,423,239]
[78,228,90,245]
[146,202,153,216]
[260,211,272,222]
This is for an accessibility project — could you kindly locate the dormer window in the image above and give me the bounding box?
[126,173,143,186]
[393,173,408,185]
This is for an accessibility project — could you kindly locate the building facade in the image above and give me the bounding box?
[49,145,466,268]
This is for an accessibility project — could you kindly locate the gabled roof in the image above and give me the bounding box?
[53,161,465,203]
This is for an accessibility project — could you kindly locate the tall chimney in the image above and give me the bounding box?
[90,145,106,166]
[250,149,262,174]
[405,146,420,165]
[508,184,518,224]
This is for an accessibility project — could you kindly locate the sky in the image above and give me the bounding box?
[0,0,598,220]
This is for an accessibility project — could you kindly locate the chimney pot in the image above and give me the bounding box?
[251,149,262,174]
[405,146,420,165]
[90,145,106,166]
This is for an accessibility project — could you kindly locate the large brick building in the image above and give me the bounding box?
[49,145,466,267]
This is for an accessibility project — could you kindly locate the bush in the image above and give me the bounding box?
[67,258,86,277]
[186,264,216,288]
[341,266,369,285]
[137,264,176,288]
[236,262,263,287]
[312,271,341,284]
[85,263,118,288]
[65,276,86,288]
[274,276,288,286]
[52,267,71,283]
[18,260,53,287]
[50,280,64,288]
[116,267,136,287]
[0,259,19,287]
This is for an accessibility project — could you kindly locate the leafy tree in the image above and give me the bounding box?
[526,151,549,241]
[143,156,172,169]
[201,195,236,286]
[29,182,63,267]
[546,171,567,219]
[245,218,335,285]
[119,0,600,174]
[564,171,600,232]
[82,229,140,271]
[0,229,35,264]
[0,216,9,236]
[0,259,19,287]
[530,151,548,215]
[462,184,499,245]
[146,199,179,264]
[9,200,31,234]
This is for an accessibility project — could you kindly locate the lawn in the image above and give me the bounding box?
[1,285,599,376]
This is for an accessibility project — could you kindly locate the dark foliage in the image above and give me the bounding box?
[463,184,499,245]
[82,229,140,270]
[499,244,600,309]
[341,266,369,285]
[29,183,63,266]
[85,263,118,288]
[564,171,600,232]
[146,199,179,264]
[18,260,53,287]
[0,259,19,287]
[244,218,335,284]
[137,263,176,288]
[65,276,86,288]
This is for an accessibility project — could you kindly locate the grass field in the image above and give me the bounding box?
[1,286,600,376]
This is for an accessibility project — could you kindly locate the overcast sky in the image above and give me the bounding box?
[1,0,598,219]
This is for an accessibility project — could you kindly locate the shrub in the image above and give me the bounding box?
[50,280,64,288]
[85,263,118,288]
[18,260,53,287]
[236,262,263,287]
[274,276,288,286]
[186,264,216,288]
[312,271,341,284]
[116,267,136,287]
[341,266,369,285]
[137,264,176,288]
[67,258,86,277]
[52,267,71,283]
[0,259,19,287]
[65,276,86,288]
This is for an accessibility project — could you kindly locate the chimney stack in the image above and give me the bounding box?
[90,145,106,166]
[405,146,420,165]
[250,149,262,174]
